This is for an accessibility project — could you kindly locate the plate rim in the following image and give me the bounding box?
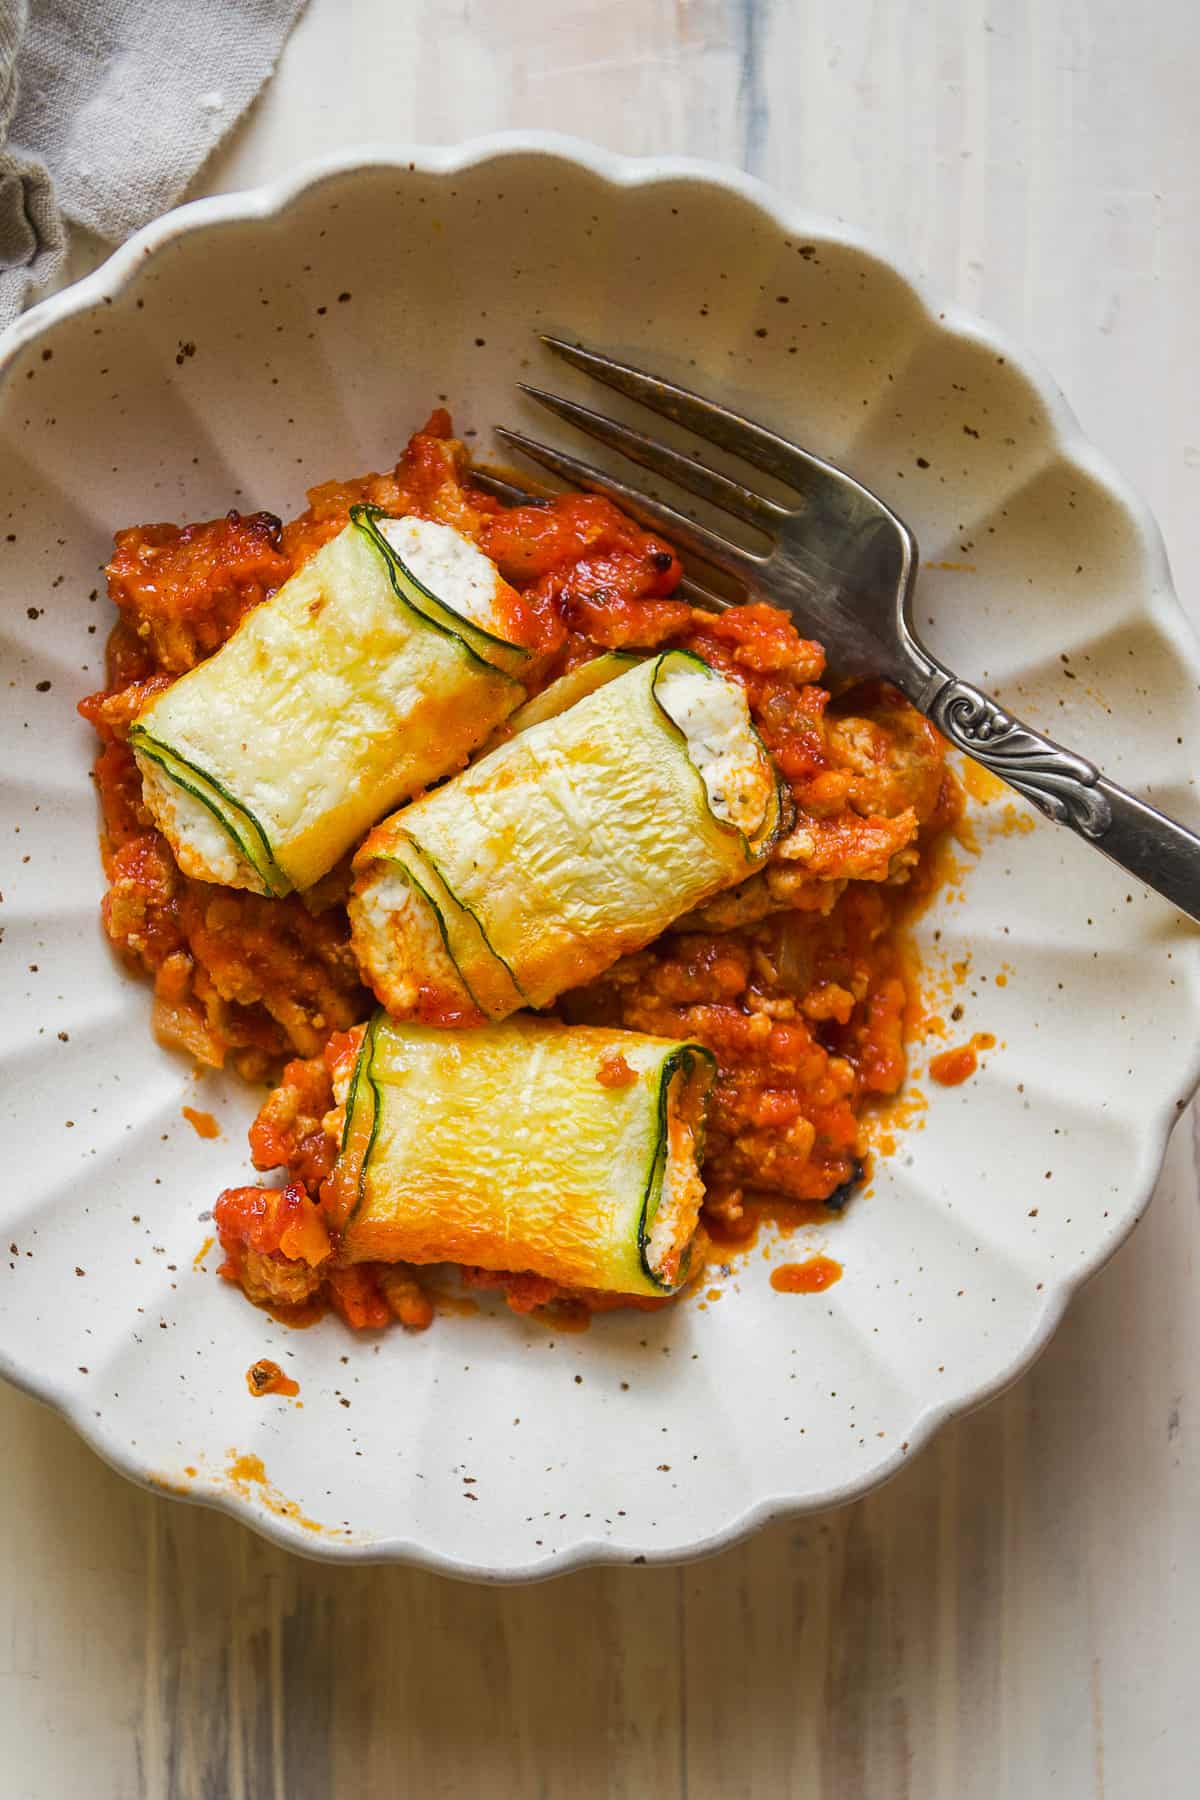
[3,130,1198,1579]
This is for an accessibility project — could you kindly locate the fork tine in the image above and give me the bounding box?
[469,468,547,507]
[540,333,859,501]
[675,572,730,611]
[517,384,784,537]
[494,427,762,584]
[474,455,727,606]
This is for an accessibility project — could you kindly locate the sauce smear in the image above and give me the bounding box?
[182,1106,220,1139]
[770,1254,843,1294]
[245,1358,300,1398]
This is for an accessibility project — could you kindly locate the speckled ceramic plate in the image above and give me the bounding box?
[2,137,1198,1579]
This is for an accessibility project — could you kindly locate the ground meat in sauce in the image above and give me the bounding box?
[82,412,958,1327]
[563,883,919,1204]
[104,510,292,674]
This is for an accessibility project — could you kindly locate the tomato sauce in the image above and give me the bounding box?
[704,1195,840,1254]
[81,411,961,1331]
[596,1050,637,1088]
[770,1255,843,1293]
[245,1359,300,1398]
[929,1032,996,1087]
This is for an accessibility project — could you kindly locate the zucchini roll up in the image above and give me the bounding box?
[327,1014,716,1296]
[349,649,786,1021]
[130,506,532,896]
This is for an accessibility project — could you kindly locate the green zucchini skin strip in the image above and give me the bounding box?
[133,517,524,894]
[129,727,290,897]
[649,649,783,862]
[370,836,527,1019]
[336,1014,713,1297]
[385,856,488,1020]
[637,1043,717,1291]
[350,505,529,677]
[353,649,785,1016]
[339,1012,383,1231]
[414,841,533,1010]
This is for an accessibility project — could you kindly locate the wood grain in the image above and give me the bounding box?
[5,1,1199,1794]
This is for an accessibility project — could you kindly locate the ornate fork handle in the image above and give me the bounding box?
[924,676,1111,835]
[919,669,1200,923]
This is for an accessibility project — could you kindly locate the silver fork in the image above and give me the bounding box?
[480,334,1200,926]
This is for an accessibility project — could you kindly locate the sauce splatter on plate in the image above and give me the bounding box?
[771,1255,843,1294]
[245,1358,299,1398]
[182,1106,220,1139]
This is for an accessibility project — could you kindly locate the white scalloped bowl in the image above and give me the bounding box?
[2,137,1198,1578]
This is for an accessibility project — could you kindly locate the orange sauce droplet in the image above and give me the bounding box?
[595,1050,637,1088]
[182,1106,219,1139]
[192,1234,215,1269]
[245,1359,300,1399]
[770,1255,843,1294]
[227,1451,267,1485]
[929,1032,997,1087]
[929,1045,977,1086]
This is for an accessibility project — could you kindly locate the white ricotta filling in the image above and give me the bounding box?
[377,515,512,639]
[644,1074,705,1286]
[351,864,471,1013]
[656,662,772,836]
[135,749,267,894]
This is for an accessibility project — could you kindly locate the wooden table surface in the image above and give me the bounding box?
[6,3,1199,1794]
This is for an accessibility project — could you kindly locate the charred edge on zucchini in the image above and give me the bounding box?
[823,1158,866,1214]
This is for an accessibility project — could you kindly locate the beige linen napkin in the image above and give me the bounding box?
[0,0,306,326]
